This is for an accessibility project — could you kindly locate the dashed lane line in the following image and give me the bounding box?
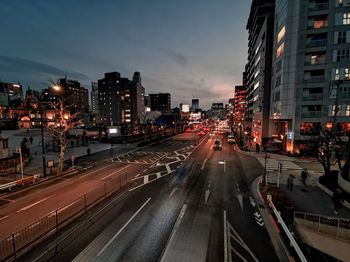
[17,196,52,213]
[100,165,131,181]
[96,198,152,257]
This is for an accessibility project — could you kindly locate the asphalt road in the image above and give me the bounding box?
[0,132,198,239]
[37,130,279,262]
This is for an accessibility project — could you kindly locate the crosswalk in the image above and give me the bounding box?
[256,158,302,171]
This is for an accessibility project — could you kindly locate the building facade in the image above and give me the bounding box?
[58,78,89,113]
[246,0,275,144]
[91,82,99,115]
[0,82,23,107]
[269,0,350,154]
[191,98,199,112]
[98,72,145,126]
[149,93,171,113]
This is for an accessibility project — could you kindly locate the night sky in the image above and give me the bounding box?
[0,0,250,109]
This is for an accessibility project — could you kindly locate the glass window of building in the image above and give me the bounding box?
[277,26,286,43]
[345,68,350,79]
[343,13,350,24]
[276,42,284,58]
[335,68,340,80]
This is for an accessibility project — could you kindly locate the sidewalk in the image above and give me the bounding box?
[0,128,137,177]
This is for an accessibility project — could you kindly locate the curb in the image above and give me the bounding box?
[0,165,93,197]
[252,176,291,262]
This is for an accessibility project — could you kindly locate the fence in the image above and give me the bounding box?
[0,171,131,261]
[294,211,350,241]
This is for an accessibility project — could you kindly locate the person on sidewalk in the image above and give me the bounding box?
[256,143,260,153]
[332,191,342,215]
[29,136,33,145]
[287,175,294,191]
[301,168,308,186]
[87,147,91,156]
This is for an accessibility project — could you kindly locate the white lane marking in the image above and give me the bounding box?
[169,187,178,198]
[100,165,131,181]
[165,164,172,173]
[0,215,9,221]
[97,198,152,257]
[160,204,187,262]
[17,196,51,213]
[135,173,141,178]
[79,164,114,179]
[201,158,208,170]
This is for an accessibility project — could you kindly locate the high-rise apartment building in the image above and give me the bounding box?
[58,78,89,113]
[234,85,246,125]
[191,98,199,112]
[98,72,145,126]
[0,82,23,107]
[246,0,275,144]
[91,82,99,115]
[149,93,171,113]
[269,0,350,154]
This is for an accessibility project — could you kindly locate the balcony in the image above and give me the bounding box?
[304,76,325,83]
[305,56,326,65]
[301,112,322,118]
[308,3,329,12]
[302,94,323,101]
[308,19,328,30]
[306,39,327,48]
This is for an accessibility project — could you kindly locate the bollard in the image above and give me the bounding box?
[12,233,16,260]
[84,194,87,213]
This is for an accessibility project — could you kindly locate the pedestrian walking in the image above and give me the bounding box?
[301,168,308,186]
[256,143,260,153]
[29,136,33,145]
[332,191,342,215]
[287,175,294,191]
[87,147,91,156]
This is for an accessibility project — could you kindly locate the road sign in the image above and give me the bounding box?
[70,155,76,161]
[16,146,21,153]
[47,160,54,168]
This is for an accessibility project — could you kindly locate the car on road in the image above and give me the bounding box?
[214,139,222,150]
[227,135,236,144]
[209,131,215,136]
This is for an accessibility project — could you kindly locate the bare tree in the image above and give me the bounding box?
[45,97,82,175]
[317,123,343,176]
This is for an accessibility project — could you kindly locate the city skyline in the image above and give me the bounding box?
[0,0,250,109]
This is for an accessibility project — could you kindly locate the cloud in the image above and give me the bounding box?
[0,55,89,80]
[161,48,188,67]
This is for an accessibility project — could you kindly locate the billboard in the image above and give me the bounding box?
[190,112,201,122]
[181,104,190,113]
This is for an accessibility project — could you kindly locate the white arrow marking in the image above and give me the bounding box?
[237,193,243,210]
[205,188,211,204]
[256,221,264,227]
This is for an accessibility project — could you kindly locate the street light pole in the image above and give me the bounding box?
[39,98,47,178]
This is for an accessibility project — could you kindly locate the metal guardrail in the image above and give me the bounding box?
[0,174,40,191]
[294,211,350,241]
[0,171,131,261]
[267,195,308,262]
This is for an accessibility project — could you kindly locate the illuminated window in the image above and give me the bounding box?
[276,42,284,58]
[343,13,350,24]
[332,105,342,116]
[277,26,286,43]
[347,105,350,116]
[335,68,340,80]
[254,82,259,90]
[345,68,350,79]
[339,0,343,6]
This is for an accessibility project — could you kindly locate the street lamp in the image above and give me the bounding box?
[39,84,62,178]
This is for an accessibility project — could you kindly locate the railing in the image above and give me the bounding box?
[302,94,323,101]
[294,211,350,241]
[0,171,131,261]
[305,57,326,66]
[306,39,327,48]
[303,76,325,83]
[308,3,329,12]
[301,112,322,118]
